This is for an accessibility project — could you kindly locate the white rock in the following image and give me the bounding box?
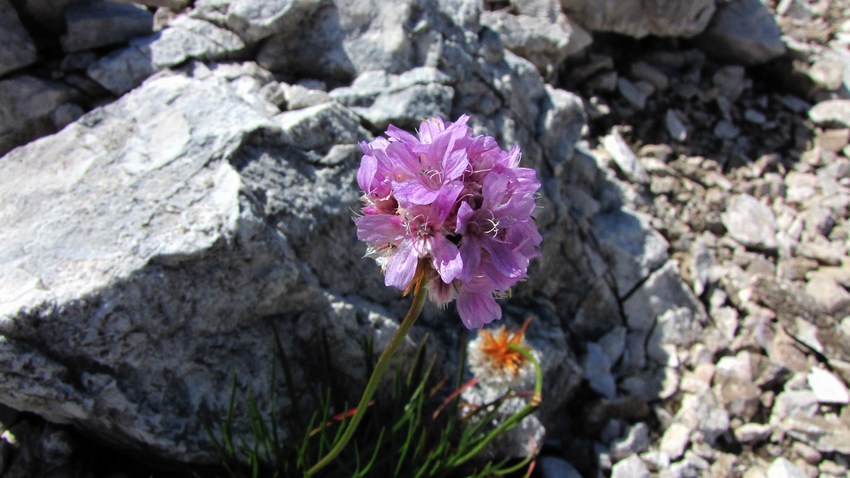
[660,422,691,460]
[807,368,850,404]
[610,422,650,461]
[767,457,807,478]
[602,127,649,184]
[805,275,850,317]
[734,422,772,443]
[810,99,850,128]
[611,454,650,478]
[721,194,778,250]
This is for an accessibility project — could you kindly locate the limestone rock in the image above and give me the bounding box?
[0,75,79,156]
[257,0,442,82]
[623,262,706,335]
[696,0,786,65]
[0,69,369,462]
[329,67,454,130]
[660,422,690,460]
[559,0,715,38]
[591,209,669,297]
[479,10,591,76]
[807,368,850,404]
[767,458,807,478]
[88,16,247,95]
[721,194,778,251]
[192,0,323,43]
[809,99,850,128]
[611,454,650,478]
[582,342,616,399]
[537,85,586,175]
[60,1,154,53]
[0,0,38,77]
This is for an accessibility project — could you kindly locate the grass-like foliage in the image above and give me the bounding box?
[206,326,538,477]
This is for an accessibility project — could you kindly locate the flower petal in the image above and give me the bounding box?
[385,240,419,290]
[386,124,419,144]
[357,154,378,193]
[431,235,463,283]
[355,214,404,244]
[393,180,440,207]
[457,286,501,329]
[455,201,475,235]
[458,235,481,281]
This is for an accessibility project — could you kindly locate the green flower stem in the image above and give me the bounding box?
[306,281,429,476]
[449,343,542,468]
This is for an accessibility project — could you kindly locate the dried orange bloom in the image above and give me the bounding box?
[467,318,535,386]
[479,319,531,376]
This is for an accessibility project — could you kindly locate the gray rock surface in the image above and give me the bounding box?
[0,0,38,77]
[696,0,787,65]
[559,0,715,38]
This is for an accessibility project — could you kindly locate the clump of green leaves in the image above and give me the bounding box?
[207,327,539,478]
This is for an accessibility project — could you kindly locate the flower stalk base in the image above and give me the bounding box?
[306,273,429,476]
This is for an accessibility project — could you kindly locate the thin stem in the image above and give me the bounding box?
[306,278,429,476]
[449,343,542,467]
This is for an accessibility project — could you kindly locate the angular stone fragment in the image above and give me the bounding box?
[0,75,78,155]
[0,0,38,77]
[60,1,154,53]
[696,0,786,65]
[611,454,650,478]
[809,99,850,128]
[480,10,591,76]
[807,368,850,404]
[87,17,246,94]
[721,194,778,251]
[329,67,454,130]
[660,422,690,460]
[591,210,669,296]
[602,127,648,184]
[624,262,706,335]
[734,422,772,443]
[559,0,715,38]
[193,0,323,43]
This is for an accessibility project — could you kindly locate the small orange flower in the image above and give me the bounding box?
[478,318,532,377]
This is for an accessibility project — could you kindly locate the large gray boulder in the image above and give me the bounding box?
[559,0,716,38]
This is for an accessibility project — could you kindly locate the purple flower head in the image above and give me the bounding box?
[354,115,542,329]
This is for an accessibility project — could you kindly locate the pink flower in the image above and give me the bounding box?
[355,116,541,329]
